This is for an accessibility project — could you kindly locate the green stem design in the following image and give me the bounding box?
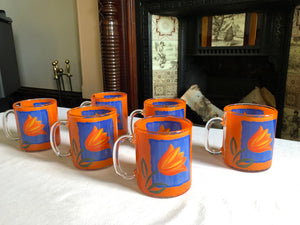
[145,171,157,188]
[72,139,94,168]
[73,139,78,155]
[79,157,94,167]
[77,149,85,162]
[148,183,168,194]
[235,158,255,168]
[141,158,148,179]
[232,148,246,163]
[230,137,254,168]
[21,141,31,149]
[141,158,168,195]
[230,137,237,155]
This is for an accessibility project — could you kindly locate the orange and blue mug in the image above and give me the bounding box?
[2,98,59,151]
[204,103,278,172]
[50,106,118,170]
[113,116,193,197]
[129,98,186,134]
[81,92,128,136]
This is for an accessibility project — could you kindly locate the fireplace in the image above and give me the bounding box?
[132,0,300,136]
[98,0,300,137]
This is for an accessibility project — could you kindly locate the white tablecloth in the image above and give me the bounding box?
[1,107,300,225]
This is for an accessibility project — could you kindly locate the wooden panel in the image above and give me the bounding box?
[99,0,138,112]
[125,0,138,112]
[99,0,121,91]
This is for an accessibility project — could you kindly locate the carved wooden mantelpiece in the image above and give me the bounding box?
[99,0,121,91]
[98,0,138,112]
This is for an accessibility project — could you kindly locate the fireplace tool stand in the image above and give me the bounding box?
[52,59,73,105]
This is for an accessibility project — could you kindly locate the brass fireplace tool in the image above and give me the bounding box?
[52,59,73,104]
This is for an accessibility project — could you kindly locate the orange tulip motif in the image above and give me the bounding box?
[247,126,272,153]
[158,125,170,132]
[117,113,121,124]
[23,115,47,136]
[85,126,111,152]
[158,144,187,176]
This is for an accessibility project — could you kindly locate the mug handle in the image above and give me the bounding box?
[50,120,71,157]
[113,134,135,180]
[80,101,91,107]
[2,109,19,140]
[129,109,143,135]
[204,117,223,155]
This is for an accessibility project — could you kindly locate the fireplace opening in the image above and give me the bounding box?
[180,55,277,109]
[135,0,299,137]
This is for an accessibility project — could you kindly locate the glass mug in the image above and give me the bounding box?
[81,92,128,136]
[50,106,118,170]
[129,98,186,134]
[113,116,193,198]
[3,98,59,151]
[204,103,278,172]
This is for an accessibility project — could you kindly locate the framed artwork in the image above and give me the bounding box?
[201,12,258,47]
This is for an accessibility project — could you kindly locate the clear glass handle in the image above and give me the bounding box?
[129,109,143,135]
[204,117,223,155]
[2,109,19,140]
[113,134,135,180]
[50,120,71,157]
[80,101,91,107]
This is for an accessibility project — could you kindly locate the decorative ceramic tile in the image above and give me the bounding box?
[152,15,179,98]
[288,27,300,75]
[281,107,300,141]
[152,41,178,70]
[281,6,300,141]
[152,16,178,41]
[153,70,178,98]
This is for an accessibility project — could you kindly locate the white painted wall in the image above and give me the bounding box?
[1,0,82,92]
[76,0,103,99]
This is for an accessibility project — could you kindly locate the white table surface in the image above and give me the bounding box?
[1,107,300,225]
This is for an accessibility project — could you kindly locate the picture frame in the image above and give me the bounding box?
[201,12,259,47]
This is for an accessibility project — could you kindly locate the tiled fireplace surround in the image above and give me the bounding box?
[133,0,300,141]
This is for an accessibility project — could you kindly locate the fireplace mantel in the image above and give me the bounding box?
[138,0,297,14]
[98,0,300,137]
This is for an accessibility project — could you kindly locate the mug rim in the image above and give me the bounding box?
[134,115,192,135]
[224,103,278,117]
[67,105,117,118]
[144,98,186,108]
[13,98,57,109]
[91,92,127,100]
